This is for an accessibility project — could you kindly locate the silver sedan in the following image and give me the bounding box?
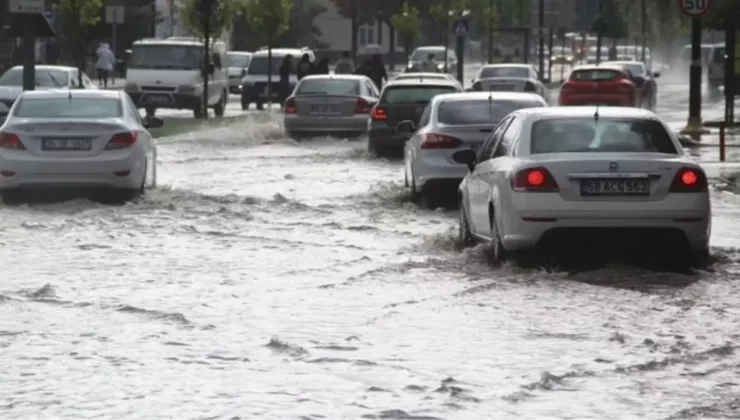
[0,89,160,202]
[283,74,380,138]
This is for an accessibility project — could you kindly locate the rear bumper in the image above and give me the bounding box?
[368,127,410,149]
[0,150,145,190]
[128,91,201,110]
[284,114,368,133]
[559,94,633,107]
[408,149,468,190]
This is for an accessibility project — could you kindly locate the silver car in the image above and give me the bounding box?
[283,74,380,138]
[394,73,456,82]
[0,65,96,117]
[470,64,549,101]
[399,92,547,200]
[226,51,252,94]
[0,89,160,203]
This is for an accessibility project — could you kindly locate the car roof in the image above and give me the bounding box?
[571,64,624,72]
[254,48,310,56]
[385,78,461,87]
[299,74,367,81]
[516,106,657,120]
[480,64,532,69]
[8,65,75,72]
[396,73,450,78]
[18,89,122,100]
[433,92,545,103]
[413,46,446,51]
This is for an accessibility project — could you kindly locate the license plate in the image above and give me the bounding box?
[42,137,92,151]
[580,179,649,195]
[144,94,172,105]
[310,104,340,113]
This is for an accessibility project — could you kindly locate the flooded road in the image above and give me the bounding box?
[2,69,740,420]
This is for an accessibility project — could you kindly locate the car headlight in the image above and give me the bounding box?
[177,85,200,94]
[124,83,140,92]
[407,63,414,69]
[437,63,445,69]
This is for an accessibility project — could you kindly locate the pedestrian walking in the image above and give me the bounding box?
[296,54,314,81]
[369,54,388,91]
[334,51,355,74]
[314,57,330,74]
[95,42,116,89]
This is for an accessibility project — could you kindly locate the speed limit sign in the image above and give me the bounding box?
[678,0,711,17]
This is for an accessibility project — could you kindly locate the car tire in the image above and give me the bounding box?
[241,95,250,110]
[213,91,226,117]
[456,198,474,249]
[488,210,506,266]
[193,105,203,119]
[255,100,264,111]
[688,248,711,269]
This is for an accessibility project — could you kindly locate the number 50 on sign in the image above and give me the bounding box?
[678,0,711,17]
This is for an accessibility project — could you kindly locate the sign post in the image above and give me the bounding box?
[678,0,712,137]
[106,6,125,58]
[8,0,54,91]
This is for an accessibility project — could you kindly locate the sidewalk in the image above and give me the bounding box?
[91,79,124,90]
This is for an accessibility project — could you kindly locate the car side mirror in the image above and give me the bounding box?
[452,149,477,172]
[241,68,247,77]
[652,72,660,78]
[143,115,164,129]
[396,120,415,133]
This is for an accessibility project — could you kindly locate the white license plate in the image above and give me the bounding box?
[144,94,172,105]
[310,104,340,113]
[42,138,92,151]
[580,179,649,195]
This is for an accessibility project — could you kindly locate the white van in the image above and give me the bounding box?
[240,47,314,110]
[124,37,229,118]
[707,43,725,93]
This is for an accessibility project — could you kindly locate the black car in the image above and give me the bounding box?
[367,78,463,157]
[602,61,660,110]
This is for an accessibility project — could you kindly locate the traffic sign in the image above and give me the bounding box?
[44,8,54,24]
[454,19,469,37]
[8,0,44,14]
[106,6,125,24]
[678,0,711,17]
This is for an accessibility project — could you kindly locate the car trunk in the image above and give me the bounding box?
[528,153,686,202]
[294,95,358,117]
[377,103,428,127]
[435,124,495,164]
[475,78,529,92]
[8,120,126,158]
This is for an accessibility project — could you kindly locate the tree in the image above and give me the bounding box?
[391,2,420,57]
[244,0,292,108]
[704,0,740,30]
[53,0,102,86]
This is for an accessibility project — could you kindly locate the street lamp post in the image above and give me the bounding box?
[640,0,646,62]
[537,0,545,81]
[487,0,493,64]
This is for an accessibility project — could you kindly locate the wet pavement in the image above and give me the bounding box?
[2,64,740,420]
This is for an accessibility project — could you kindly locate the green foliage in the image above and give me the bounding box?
[243,0,293,41]
[181,0,238,39]
[55,0,103,29]
[704,0,740,30]
[281,0,329,49]
[467,0,498,31]
[391,2,421,53]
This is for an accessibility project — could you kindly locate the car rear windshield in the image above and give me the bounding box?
[296,79,359,96]
[381,86,458,104]
[530,118,678,154]
[437,100,542,125]
[13,98,123,118]
[570,69,623,81]
[479,67,529,79]
[248,56,294,75]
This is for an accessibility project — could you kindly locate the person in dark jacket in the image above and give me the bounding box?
[296,54,313,80]
[369,54,388,91]
[278,54,293,104]
[354,59,373,80]
[314,57,330,74]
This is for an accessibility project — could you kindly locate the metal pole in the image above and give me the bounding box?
[640,0,646,62]
[725,24,735,124]
[456,33,464,83]
[112,22,117,59]
[487,0,493,63]
[547,27,553,82]
[595,0,603,64]
[686,17,702,131]
[351,0,357,63]
[720,124,726,162]
[22,16,35,91]
[538,0,545,80]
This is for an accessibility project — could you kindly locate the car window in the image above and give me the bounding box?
[479,67,530,79]
[0,68,69,88]
[477,116,513,162]
[248,55,293,75]
[529,117,678,154]
[70,71,82,88]
[437,99,541,125]
[295,79,360,96]
[493,117,521,158]
[82,72,93,88]
[129,45,202,70]
[570,69,625,81]
[380,85,458,104]
[228,54,251,68]
[13,97,123,118]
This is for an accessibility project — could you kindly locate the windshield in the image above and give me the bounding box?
[552,47,572,55]
[296,79,360,96]
[129,45,203,70]
[480,67,530,79]
[248,56,294,75]
[437,99,542,125]
[570,69,623,81]
[396,74,448,80]
[381,86,459,104]
[13,98,123,118]
[530,118,677,154]
[0,69,68,88]
[623,64,645,76]
[228,54,252,68]
[411,48,453,61]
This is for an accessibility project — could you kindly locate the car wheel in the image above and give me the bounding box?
[193,105,203,119]
[255,100,265,111]
[241,95,250,110]
[688,248,711,269]
[213,91,226,117]
[456,198,474,249]
[488,210,506,266]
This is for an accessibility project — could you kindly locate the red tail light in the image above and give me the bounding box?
[105,131,138,150]
[284,97,296,114]
[354,97,372,114]
[371,107,387,120]
[420,133,462,149]
[669,168,707,193]
[512,167,559,192]
[0,132,25,150]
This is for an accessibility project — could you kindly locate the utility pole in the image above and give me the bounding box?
[197,0,215,120]
[640,0,646,62]
[595,0,604,64]
[351,0,357,63]
[537,0,545,80]
[678,0,711,137]
[487,0,493,63]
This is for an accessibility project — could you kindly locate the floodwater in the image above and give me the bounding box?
[1,68,740,420]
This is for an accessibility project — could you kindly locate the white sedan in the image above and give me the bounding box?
[0,89,159,202]
[399,92,546,201]
[453,106,711,266]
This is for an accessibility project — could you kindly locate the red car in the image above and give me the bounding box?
[558,65,638,107]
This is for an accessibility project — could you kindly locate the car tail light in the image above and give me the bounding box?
[0,132,25,150]
[669,168,708,193]
[524,81,536,92]
[354,97,372,114]
[420,133,462,149]
[512,167,559,192]
[105,131,138,150]
[284,97,296,114]
[371,107,387,120]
